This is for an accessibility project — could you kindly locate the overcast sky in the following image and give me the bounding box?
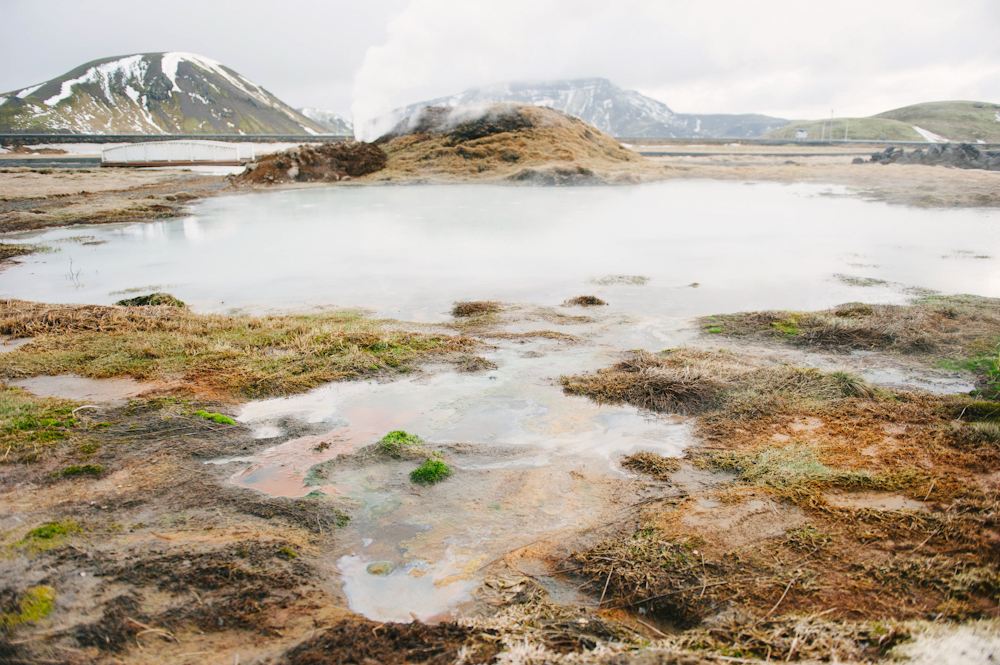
[2,0,999,127]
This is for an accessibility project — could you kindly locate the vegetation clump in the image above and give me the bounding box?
[563,295,606,307]
[0,300,478,399]
[193,410,235,425]
[114,292,185,307]
[0,386,78,464]
[561,349,726,414]
[55,464,104,477]
[410,456,452,485]
[452,301,501,317]
[456,355,497,373]
[1,586,56,634]
[378,430,422,457]
[235,141,387,185]
[0,243,48,262]
[620,450,680,480]
[700,295,1000,396]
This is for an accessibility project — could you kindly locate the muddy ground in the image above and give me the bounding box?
[1,140,1000,663]
[0,295,997,664]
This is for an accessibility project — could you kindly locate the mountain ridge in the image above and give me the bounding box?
[0,52,327,135]
[362,78,788,140]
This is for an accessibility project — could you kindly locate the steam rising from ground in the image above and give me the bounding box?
[351,0,1000,141]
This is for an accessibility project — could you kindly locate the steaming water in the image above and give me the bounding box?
[4,180,1000,622]
[2,181,999,320]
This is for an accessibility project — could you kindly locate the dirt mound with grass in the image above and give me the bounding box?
[233,141,387,186]
[369,103,662,185]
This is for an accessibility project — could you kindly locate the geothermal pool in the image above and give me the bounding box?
[3,180,999,622]
[1,181,999,320]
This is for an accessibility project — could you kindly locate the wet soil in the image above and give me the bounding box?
[0,167,229,233]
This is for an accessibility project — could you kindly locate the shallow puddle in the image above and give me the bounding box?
[2,182,998,321]
[8,374,158,402]
[222,337,693,621]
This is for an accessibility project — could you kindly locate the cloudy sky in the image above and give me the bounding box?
[2,0,998,128]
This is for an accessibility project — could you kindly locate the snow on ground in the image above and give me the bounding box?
[912,125,951,143]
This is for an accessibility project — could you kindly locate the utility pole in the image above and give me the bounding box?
[844,119,849,140]
[830,110,834,142]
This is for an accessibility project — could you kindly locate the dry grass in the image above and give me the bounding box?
[366,104,665,185]
[561,350,727,414]
[0,243,45,262]
[453,301,502,317]
[703,295,1000,353]
[0,299,478,399]
[620,451,681,480]
[563,342,1000,643]
[563,296,606,307]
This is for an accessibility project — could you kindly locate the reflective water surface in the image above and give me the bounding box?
[5,181,999,622]
[2,181,998,320]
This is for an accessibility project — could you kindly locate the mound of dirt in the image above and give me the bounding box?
[370,103,661,185]
[233,141,387,186]
[114,292,185,307]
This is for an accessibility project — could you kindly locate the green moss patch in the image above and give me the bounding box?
[378,430,422,457]
[1,585,56,634]
[192,410,235,425]
[0,386,79,464]
[54,464,104,477]
[410,457,452,485]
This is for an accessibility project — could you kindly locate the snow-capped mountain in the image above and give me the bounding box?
[365,78,786,139]
[0,53,327,135]
[298,108,353,135]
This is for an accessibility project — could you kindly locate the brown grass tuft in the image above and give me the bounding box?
[563,295,606,307]
[621,451,681,479]
[451,301,501,318]
[0,299,477,399]
[561,350,725,414]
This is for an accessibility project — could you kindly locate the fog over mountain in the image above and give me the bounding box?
[362,78,787,140]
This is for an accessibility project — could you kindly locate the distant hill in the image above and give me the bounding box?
[764,118,924,141]
[764,101,1000,142]
[298,108,353,135]
[874,101,1000,143]
[362,78,787,140]
[0,52,327,135]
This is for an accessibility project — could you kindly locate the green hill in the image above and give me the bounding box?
[873,101,1000,142]
[763,100,1000,142]
[764,117,922,141]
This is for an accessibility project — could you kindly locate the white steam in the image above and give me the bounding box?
[351,0,1000,141]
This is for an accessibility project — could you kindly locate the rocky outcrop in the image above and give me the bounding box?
[865,143,1000,170]
[232,142,387,185]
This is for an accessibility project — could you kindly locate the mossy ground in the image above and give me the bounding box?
[700,295,1000,396]
[378,430,422,457]
[0,385,79,464]
[563,332,1000,659]
[0,299,478,399]
[410,456,452,485]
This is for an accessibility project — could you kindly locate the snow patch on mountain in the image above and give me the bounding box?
[299,108,353,134]
[1,52,327,135]
[45,55,147,107]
